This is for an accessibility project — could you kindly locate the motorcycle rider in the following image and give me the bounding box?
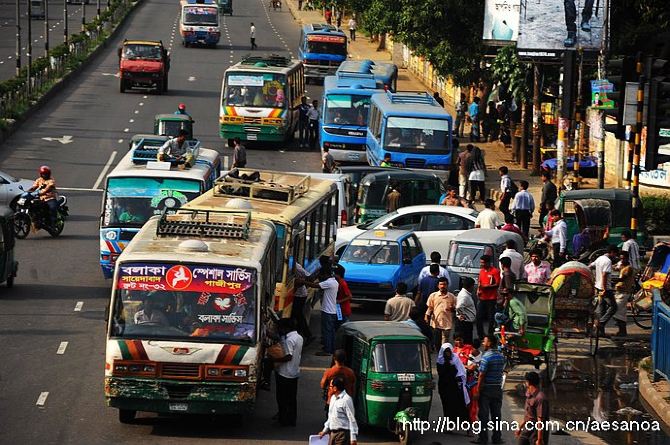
[28,165,58,227]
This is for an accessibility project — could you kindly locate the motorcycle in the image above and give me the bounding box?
[270,0,281,10]
[13,188,69,238]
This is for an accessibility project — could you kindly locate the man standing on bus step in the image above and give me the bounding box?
[306,265,339,356]
[307,99,320,150]
[295,96,311,148]
[250,23,258,50]
[271,318,303,427]
[231,138,247,169]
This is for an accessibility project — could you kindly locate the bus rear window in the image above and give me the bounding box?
[306,35,347,56]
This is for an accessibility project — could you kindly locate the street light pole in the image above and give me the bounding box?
[16,0,21,75]
[81,0,86,32]
[97,0,100,20]
[44,0,49,56]
[28,0,33,96]
[63,0,68,45]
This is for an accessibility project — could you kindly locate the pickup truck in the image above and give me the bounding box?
[118,39,170,94]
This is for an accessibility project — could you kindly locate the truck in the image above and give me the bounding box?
[118,40,170,94]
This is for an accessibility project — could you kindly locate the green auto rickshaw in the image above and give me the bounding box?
[217,0,232,15]
[154,114,194,140]
[335,321,433,445]
[0,213,18,287]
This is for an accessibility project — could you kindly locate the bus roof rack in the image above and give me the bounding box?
[334,71,378,89]
[157,209,251,239]
[214,169,310,204]
[240,54,292,67]
[386,91,435,105]
[131,138,200,165]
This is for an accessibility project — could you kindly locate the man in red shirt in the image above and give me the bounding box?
[334,265,352,329]
[477,254,500,338]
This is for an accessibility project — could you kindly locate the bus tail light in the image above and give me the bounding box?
[371,380,385,391]
[340,209,347,226]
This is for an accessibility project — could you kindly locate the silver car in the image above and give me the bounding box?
[0,171,35,212]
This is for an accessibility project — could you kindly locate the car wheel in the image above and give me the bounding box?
[119,79,126,93]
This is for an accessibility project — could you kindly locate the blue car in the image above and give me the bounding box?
[338,229,426,302]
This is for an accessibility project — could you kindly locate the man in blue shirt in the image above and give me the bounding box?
[473,335,506,444]
[415,263,440,316]
[468,97,481,142]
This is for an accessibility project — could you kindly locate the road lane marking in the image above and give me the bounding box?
[139,102,144,106]
[92,151,118,190]
[129,119,134,123]
[123,128,129,132]
[57,341,68,355]
[36,392,49,406]
[118,139,124,144]
[74,301,84,312]
[58,187,103,192]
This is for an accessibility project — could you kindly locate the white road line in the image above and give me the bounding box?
[139,102,144,106]
[36,392,49,406]
[74,301,84,312]
[129,119,134,123]
[56,341,68,355]
[92,151,117,190]
[58,187,103,192]
[123,128,129,132]
[134,110,139,114]
[118,139,124,144]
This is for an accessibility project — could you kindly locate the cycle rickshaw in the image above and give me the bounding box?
[496,282,559,382]
[633,241,670,329]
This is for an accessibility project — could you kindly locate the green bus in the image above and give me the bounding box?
[219,55,304,145]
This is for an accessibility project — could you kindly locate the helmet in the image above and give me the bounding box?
[178,103,186,111]
[39,165,51,176]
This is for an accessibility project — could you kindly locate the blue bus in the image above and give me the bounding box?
[298,24,347,81]
[320,71,384,163]
[337,59,398,92]
[366,91,457,181]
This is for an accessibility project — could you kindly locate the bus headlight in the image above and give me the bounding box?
[105,230,117,240]
[234,369,247,377]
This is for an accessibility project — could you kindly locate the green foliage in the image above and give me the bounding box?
[642,195,670,235]
[611,0,670,55]
[491,45,530,101]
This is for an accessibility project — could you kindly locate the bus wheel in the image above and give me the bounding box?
[118,409,136,424]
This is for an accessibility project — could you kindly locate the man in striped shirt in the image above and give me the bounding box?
[511,180,535,238]
[472,335,506,444]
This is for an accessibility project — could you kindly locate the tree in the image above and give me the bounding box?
[490,45,530,102]
[610,0,670,55]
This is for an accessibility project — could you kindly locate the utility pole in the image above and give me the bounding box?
[16,0,21,75]
[27,0,32,96]
[44,0,49,57]
[97,0,101,20]
[82,0,86,32]
[64,0,68,45]
[572,51,583,190]
[532,64,542,175]
[631,56,645,238]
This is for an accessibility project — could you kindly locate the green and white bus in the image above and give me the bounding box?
[219,55,304,144]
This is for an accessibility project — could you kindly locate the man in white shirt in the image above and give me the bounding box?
[319,377,358,445]
[455,276,477,344]
[499,239,524,280]
[498,166,513,220]
[589,245,619,336]
[511,180,535,238]
[250,22,257,49]
[272,318,304,427]
[475,199,502,229]
[417,251,448,281]
[621,230,641,271]
[307,99,320,149]
[307,268,339,356]
[542,209,567,268]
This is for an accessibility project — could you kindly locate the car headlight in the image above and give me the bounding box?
[17,198,26,205]
[105,231,117,240]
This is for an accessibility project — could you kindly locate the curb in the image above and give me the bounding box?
[637,356,670,428]
[0,0,142,147]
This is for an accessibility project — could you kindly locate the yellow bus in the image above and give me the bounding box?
[105,209,277,421]
[184,170,338,317]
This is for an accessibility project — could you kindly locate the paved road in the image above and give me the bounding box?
[0,0,101,81]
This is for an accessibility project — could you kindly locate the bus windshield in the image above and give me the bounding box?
[103,177,202,228]
[183,6,218,25]
[384,117,451,152]
[224,73,287,108]
[324,94,370,126]
[111,263,257,343]
[306,35,347,56]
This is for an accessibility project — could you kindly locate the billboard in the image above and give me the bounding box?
[483,0,520,44]
[517,0,606,54]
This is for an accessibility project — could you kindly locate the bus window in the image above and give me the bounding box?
[384,117,450,152]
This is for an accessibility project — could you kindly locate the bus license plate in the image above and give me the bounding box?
[247,134,257,141]
[347,153,360,160]
[169,403,188,412]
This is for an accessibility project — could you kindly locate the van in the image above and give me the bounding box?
[297,172,353,227]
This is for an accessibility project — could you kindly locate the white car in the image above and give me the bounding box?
[0,170,34,212]
[335,205,478,263]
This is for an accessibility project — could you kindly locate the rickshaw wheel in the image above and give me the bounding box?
[544,343,558,382]
[631,302,652,329]
[13,214,31,239]
[589,330,599,356]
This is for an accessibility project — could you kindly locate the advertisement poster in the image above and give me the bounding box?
[483,0,521,43]
[517,0,606,53]
[590,80,615,109]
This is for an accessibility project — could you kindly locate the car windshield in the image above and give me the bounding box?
[384,117,451,153]
[372,342,429,373]
[0,171,20,182]
[183,6,218,25]
[359,180,442,209]
[110,263,257,343]
[447,243,494,268]
[306,35,347,55]
[123,44,162,60]
[103,177,202,228]
[324,94,370,126]
[341,239,399,264]
[224,72,287,108]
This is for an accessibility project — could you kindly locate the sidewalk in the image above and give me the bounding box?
[638,357,670,429]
